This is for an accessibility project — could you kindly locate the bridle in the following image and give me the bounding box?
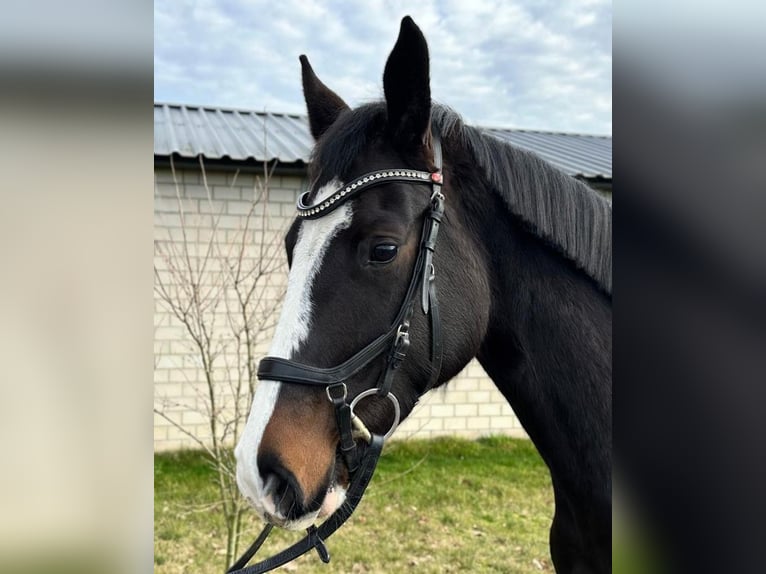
[228,137,445,574]
[229,138,445,573]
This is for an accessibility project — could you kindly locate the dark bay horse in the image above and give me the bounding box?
[235,16,611,574]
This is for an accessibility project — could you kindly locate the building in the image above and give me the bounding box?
[154,102,612,451]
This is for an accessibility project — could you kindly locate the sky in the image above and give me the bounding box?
[155,0,611,134]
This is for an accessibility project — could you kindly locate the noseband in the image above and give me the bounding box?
[228,137,445,574]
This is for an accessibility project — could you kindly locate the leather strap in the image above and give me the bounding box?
[426,277,442,391]
[329,384,360,473]
[432,132,443,173]
[227,435,385,574]
[227,524,274,573]
[257,330,398,387]
[421,194,444,314]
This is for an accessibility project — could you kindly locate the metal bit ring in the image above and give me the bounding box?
[349,389,401,441]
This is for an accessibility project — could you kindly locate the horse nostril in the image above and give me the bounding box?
[258,453,303,519]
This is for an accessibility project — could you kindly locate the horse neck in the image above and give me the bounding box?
[462,176,612,494]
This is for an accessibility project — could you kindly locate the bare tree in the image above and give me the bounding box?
[154,154,289,569]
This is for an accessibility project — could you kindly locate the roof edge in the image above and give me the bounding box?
[154,101,306,120]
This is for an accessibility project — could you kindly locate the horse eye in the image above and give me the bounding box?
[371,243,398,263]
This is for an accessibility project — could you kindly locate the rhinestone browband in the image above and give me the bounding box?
[297,169,443,219]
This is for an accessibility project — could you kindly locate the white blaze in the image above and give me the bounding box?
[234,179,351,528]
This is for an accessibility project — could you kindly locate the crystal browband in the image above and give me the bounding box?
[297,169,443,219]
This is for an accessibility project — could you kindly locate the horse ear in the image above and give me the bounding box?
[300,55,350,140]
[383,16,432,152]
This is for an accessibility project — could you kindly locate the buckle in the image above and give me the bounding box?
[391,324,410,366]
[394,323,410,349]
[325,382,348,404]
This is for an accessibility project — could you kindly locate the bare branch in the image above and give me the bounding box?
[155,142,289,566]
[153,408,214,458]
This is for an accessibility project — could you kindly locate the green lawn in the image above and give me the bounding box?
[155,437,555,573]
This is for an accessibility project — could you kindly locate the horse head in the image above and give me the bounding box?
[234,16,490,530]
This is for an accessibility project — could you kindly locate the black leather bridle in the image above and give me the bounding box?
[228,137,445,574]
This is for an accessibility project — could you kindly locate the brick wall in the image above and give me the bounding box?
[154,165,527,451]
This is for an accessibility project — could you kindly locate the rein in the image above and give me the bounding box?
[228,137,445,574]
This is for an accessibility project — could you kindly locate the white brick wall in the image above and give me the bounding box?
[154,165,527,451]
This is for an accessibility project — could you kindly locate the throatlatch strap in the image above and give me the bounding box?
[227,435,385,574]
[426,277,442,391]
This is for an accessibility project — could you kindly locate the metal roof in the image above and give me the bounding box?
[155,103,611,180]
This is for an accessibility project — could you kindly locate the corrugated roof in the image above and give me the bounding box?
[155,103,611,179]
[154,103,312,163]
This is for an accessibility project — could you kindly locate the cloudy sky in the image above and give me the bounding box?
[155,0,611,134]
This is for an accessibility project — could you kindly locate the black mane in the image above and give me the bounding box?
[311,102,612,294]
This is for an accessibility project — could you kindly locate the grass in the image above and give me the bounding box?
[155,436,555,573]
